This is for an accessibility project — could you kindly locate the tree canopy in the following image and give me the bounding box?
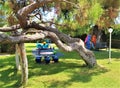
[0,0,120,30]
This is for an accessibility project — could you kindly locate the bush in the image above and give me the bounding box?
[111,39,120,48]
[0,44,15,53]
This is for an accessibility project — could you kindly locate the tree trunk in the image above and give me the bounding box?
[15,44,21,70]
[46,31,97,67]
[18,43,28,87]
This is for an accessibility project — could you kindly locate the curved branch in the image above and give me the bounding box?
[0,25,97,67]
[47,32,74,51]
[0,24,20,32]
[0,32,46,44]
[30,22,80,43]
[0,31,72,51]
[29,22,97,67]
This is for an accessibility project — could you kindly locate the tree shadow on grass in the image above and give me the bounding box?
[28,53,109,88]
[0,55,21,88]
[47,65,109,88]
[0,67,21,88]
[23,48,120,87]
[0,48,114,88]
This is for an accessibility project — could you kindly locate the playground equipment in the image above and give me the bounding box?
[85,34,107,50]
[32,39,62,64]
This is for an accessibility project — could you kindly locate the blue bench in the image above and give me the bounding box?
[32,48,62,64]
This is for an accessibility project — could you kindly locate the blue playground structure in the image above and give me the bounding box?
[32,39,63,64]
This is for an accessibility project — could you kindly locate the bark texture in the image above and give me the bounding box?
[18,43,28,87]
[15,44,21,70]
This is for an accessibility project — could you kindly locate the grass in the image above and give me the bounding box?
[0,43,120,88]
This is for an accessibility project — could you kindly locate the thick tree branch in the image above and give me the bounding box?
[0,32,45,44]
[0,23,97,67]
[29,22,97,67]
[0,30,74,52]
[47,32,74,51]
[30,22,80,43]
[0,24,20,32]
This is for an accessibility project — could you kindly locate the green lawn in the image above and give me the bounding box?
[0,43,120,88]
